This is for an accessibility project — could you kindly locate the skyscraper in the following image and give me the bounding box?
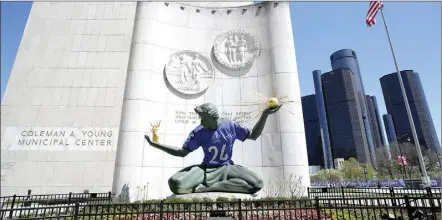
[321,69,371,163]
[371,96,387,146]
[383,114,398,143]
[382,113,396,159]
[330,49,377,165]
[365,95,383,148]
[380,70,441,153]
[312,70,333,168]
[301,95,324,166]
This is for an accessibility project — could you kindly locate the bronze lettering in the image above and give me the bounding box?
[173,110,253,125]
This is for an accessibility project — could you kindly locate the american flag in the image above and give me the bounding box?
[366,1,384,27]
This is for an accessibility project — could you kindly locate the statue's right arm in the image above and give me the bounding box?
[144,135,190,157]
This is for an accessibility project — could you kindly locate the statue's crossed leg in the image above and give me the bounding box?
[168,164,263,195]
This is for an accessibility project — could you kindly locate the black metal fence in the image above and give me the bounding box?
[0,196,441,219]
[1,191,112,210]
[308,186,442,199]
[1,187,441,220]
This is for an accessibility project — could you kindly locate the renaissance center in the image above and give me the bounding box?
[1,2,310,200]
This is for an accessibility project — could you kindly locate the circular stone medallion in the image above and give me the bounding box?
[164,51,215,95]
[213,30,261,70]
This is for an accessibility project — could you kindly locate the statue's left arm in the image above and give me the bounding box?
[246,105,282,140]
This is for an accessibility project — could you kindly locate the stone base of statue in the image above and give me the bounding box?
[167,192,257,201]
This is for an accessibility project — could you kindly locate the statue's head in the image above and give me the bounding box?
[194,103,219,129]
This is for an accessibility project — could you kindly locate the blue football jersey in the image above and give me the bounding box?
[183,120,250,166]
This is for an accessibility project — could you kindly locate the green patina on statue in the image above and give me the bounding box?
[144,103,281,195]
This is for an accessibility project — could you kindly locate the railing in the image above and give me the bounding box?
[307,186,441,199]
[0,191,112,211]
[0,196,440,219]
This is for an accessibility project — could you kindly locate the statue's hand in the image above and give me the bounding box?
[144,134,153,145]
[263,104,283,115]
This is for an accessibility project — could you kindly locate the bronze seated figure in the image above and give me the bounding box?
[144,103,281,195]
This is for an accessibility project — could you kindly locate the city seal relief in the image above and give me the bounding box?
[164,51,215,95]
[213,30,261,70]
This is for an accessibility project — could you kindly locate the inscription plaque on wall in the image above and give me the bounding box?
[173,110,254,125]
[1,127,118,151]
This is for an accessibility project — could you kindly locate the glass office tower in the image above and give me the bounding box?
[312,70,333,168]
[380,70,441,153]
[383,114,398,143]
[321,69,371,163]
[371,96,387,146]
[330,49,376,165]
[301,95,324,166]
[366,95,383,149]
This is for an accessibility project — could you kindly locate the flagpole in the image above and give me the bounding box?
[379,7,430,187]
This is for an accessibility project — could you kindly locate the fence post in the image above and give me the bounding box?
[237,199,242,219]
[389,186,396,206]
[73,202,79,220]
[68,192,72,204]
[8,194,16,219]
[340,186,345,198]
[315,197,321,219]
[340,186,347,205]
[426,187,436,217]
[426,187,433,197]
[159,199,164,219]
[404,195,413,219]
[389,187,395,197]
[108,191,112,203]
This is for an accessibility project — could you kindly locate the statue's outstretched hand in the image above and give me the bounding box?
[263,104,283,115]
[144,134,153,145]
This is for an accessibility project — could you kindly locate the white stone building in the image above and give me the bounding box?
[1,2,310,200]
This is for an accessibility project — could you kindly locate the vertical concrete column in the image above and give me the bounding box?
[268,2,310,194]
[112,2,143,202]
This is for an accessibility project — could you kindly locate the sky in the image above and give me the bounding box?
[1,1,441,141]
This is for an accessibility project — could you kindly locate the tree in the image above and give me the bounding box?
[340,157,377,180]
[386,143,411,179]
[422,148,442,178]
[310,169,343,181]
[389,142,441,179]
[376,146,401,179]
[263,174,306,198]
[362,163,377,179]
[340,158,363,179]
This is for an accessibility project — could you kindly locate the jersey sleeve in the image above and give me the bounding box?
[233,121,250,142]
[183,130,200,152]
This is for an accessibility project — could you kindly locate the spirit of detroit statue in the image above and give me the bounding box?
[144,103,282,195]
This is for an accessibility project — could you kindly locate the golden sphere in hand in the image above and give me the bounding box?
[266,97,279,108]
